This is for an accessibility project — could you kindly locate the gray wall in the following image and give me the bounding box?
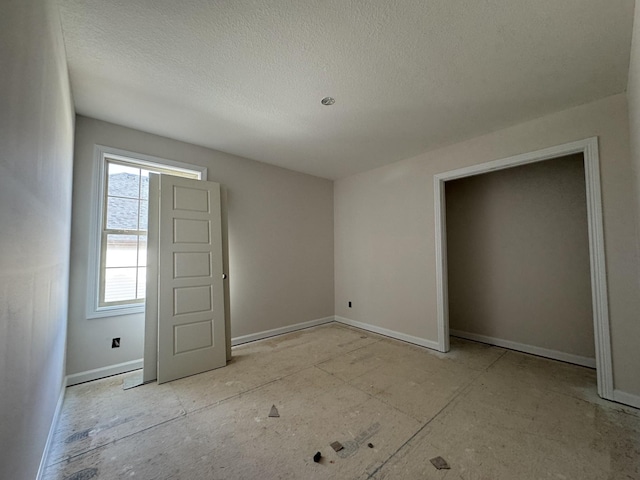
[0,0,75,478]
[627,0,640,329]
[67,116,334,378]
[446,154,594,359]
[335,93,640,399]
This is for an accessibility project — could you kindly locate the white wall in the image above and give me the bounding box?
[0,0,75,478]
[67,116,334,379]
[446,154,594,359]
[335,93,640,399]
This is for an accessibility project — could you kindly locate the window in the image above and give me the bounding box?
[88,146,206,318]
[101,160,148,307]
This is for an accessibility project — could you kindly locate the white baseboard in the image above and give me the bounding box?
[231,316,335,346]
[613,389,640,409]
[335,316,441,351]
[36,376,67,480]
[66,359,143,386]
[450,329,596,368]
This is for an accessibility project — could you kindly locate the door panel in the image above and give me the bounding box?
[174,252,211,278]
[174,320,213,353]
[157,175,226,384]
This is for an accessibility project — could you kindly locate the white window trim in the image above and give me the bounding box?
[87,145,207,319]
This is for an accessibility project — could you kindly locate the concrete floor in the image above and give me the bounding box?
[45,324,640,479]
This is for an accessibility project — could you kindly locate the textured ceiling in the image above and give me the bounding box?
[58,0,634,179]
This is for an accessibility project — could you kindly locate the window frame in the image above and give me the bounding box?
[87,145,207,319]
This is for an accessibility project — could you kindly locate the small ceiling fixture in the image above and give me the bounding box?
[321,96,335,106]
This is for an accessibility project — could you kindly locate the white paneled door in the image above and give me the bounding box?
[153,175,226,384]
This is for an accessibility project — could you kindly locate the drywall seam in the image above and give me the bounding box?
[335,316,441,350]
[231,316,335,346]
[67,359,143,386]
[36,378,67,480]
[450,329,596,368]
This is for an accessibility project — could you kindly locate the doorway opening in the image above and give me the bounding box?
[433,138,613,400]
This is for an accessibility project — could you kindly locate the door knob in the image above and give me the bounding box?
[222,273,228,279]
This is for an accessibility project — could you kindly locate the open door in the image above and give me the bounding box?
[148,174,226,384]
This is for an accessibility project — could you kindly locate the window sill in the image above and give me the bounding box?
[87,304,145,319]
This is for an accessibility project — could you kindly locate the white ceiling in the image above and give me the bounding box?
[58,0,634,180]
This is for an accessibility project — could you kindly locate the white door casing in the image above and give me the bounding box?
[142,173,161,383]
[152,175,226,383]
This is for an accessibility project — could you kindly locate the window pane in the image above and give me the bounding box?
[137,267,147,299]
[106,197,140,230]
[108,162,140,199]
[138,235,147,266]
[104,268,137,303]
[139,200,148,231]
[140,170,150,200]
[106,234,138,267]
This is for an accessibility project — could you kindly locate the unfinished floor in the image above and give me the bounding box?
[45,324,640,479]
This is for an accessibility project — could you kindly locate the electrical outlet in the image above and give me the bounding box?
[112,338,120,348]
[348,301,352,308]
